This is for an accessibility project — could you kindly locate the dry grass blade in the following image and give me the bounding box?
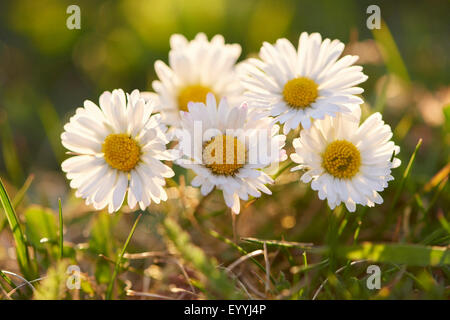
[227,249,264,271]
[126,289,173,300]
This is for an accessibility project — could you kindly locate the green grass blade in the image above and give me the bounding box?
[0,178,36,279]
[208,229,277,286]
[272,160,295,180]
[0,175,34,235]
[241,237,314,250]
[381,139,422,233]
[423,178,448,217]
[392,138,423,210]
[58,199,64,260]
[37,100,64,163]
[0,270,16,290]
[373,75,390,114]
[333,242,449,267]
[0,121,24,186]
[372,20,410,84]
[105,213,142,300]
[437,211,450,235]
[33,260,69,300]
[12,174,34,208]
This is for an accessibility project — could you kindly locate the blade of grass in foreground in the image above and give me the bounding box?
[105,213,142,300]
[0,121,24,186]
[242,237,314,250]
[0,270,16,290]
[0,174,34,235]
[372,20,410,84]
[0,178,36,279]
[12,174,34,208]
[380,139,422,234]
[58,199,64,260]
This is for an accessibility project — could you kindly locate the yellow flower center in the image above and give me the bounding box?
[322,140,361,179]
[102,133,141,172]
[283,77,319,108]
[203,135,246,176]
[177,85,216,112]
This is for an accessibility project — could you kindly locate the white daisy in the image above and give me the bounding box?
[152,32,243,127]
[290,107,401,212]
[61,89,176,213]
[177,94,287,214]
[240,32,368,134]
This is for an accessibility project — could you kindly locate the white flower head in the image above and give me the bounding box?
[152,32,243,127]
[61,89,177,213]
[240,32,368,134]
[177,94,287,214]
[290,107,401,212]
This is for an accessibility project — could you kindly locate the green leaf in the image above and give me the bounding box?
[0,178,36,279]
[334,242,449,267]
[24,205,58,249]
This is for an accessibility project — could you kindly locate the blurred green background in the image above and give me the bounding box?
[1,0,449,184]
[0,0,449,300]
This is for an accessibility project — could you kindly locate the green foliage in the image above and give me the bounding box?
[33,260,70,300]
[0,178,37,280]
[372,21,410,84]
[89,212,116,256]
[333,242,449,267]
[88,212,118,286]
[58,199,63,260]
[160,216,245,299]
[24,205,58,249]
[37,101,64,163]
[106,213,142,300]
[444,104,450,133]
[95,260,112,286]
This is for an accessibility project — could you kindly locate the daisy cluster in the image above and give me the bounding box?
[61,32,400,214]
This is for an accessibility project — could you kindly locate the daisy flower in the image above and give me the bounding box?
[240,32,368,134]
[290,107,401,212]
[177,94,286,214]
[152,32,243,127]
[61,89,176,213]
